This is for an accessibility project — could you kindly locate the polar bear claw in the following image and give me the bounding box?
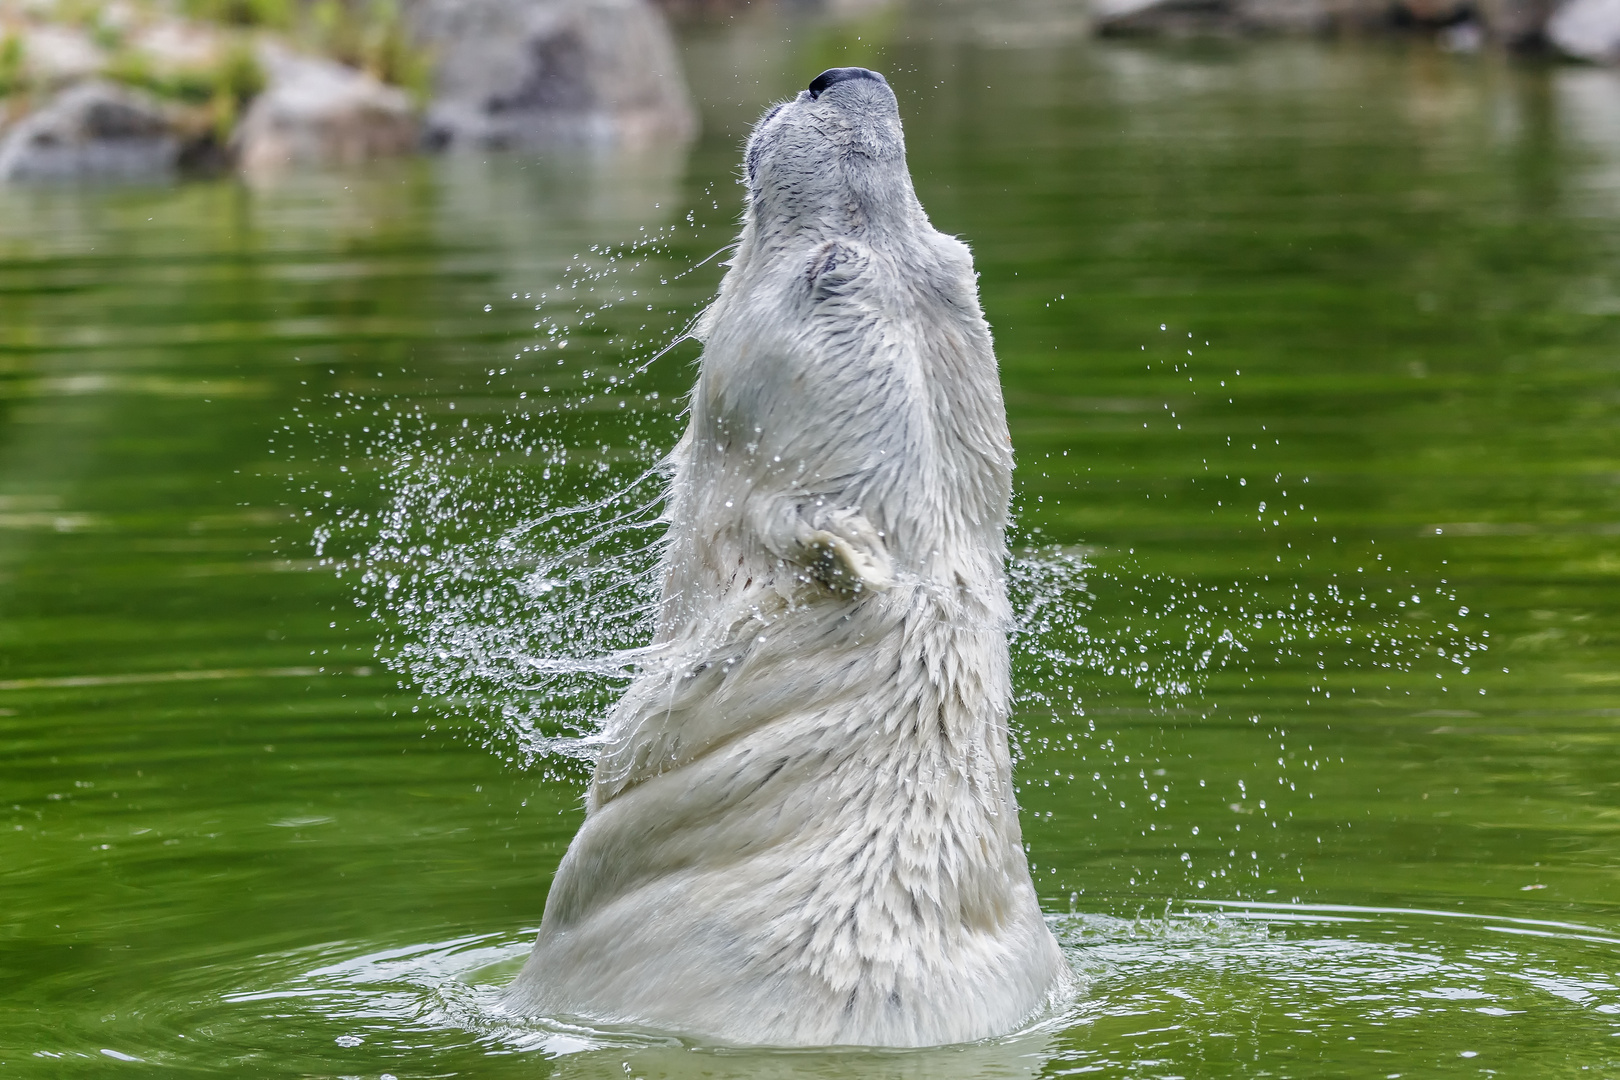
[803,526,892,594]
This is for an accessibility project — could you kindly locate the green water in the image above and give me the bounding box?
[3,14,1619,1078]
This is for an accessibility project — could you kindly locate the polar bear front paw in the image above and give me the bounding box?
[803,528,893,595]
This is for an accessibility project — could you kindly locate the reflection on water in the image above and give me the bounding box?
[1,16,1619,1079]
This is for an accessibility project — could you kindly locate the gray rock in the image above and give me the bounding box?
[1091,0,1556,42]
[1090,0,1426,34]
[0,80,191,182]
[233,45,419,175]
[407,0,697,150]
[1548,0,1620,60]
[15,23,106,87]
[1091,0,1341,36]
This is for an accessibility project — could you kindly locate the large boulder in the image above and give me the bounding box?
[232,45,418,175]
[0,80,205,182]
[1090,0,1557,41]
[14,23,106,87]
[1090,0,1382,35]
[125,18,235,79]
[1548,0,1620,60]
[407,0,697,150]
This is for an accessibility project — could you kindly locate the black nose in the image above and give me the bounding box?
[807,67,887,100]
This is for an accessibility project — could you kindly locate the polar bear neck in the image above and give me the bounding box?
[581,70,1026,891]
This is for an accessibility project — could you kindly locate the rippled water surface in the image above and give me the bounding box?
[2,12,1618,1078]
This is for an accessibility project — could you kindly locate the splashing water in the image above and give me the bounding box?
[285,267,1491,791]
[1008,543,1491,722]
[280,233,699,774]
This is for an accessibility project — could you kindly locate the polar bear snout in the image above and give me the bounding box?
[743,67,910,237]
[807,67,889,100]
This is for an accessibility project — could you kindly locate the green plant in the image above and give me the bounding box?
[0,32,25,98]
[101,34,265,144]
[90,19,125,51]
[302,0,430,96]
[210,40,264,140]
[358,0,431,97]
[181,0,294,30]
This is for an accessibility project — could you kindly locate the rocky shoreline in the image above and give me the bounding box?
[1091,0,1620,57]
[4,0,1620,184]
[0,0,696,182]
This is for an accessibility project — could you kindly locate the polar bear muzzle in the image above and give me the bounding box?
[807,66,889,99]
[743,66,911,237]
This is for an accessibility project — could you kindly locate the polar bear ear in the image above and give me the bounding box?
[806,239,871,301]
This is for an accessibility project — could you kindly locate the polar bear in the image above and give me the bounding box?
[503,66,1067,1047]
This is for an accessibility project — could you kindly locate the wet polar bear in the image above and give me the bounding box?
[504,67,1067,1047]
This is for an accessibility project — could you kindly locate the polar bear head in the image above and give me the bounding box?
[740,67,927,248]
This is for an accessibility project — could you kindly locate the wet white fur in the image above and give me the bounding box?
[503,71,1067,1046]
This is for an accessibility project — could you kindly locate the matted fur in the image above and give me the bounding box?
[503,67,1067,1047]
